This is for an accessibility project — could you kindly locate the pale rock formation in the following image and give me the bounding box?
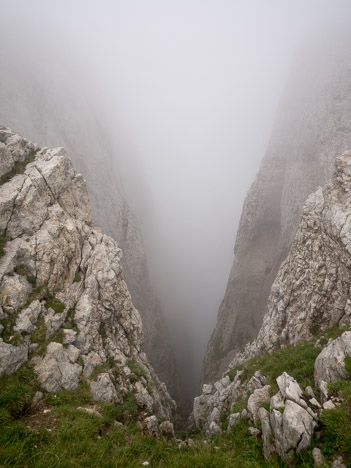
[0,128,175,421]
[143,415,159,437]
[314,331,351,386]
[312,448,325,467]
[247,385,271,424]
[227,412,240,430]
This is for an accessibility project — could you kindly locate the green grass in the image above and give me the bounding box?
[44,297,65,314]
[30,318,47,356]
[14,263,28,276]
[0,150,37,186]
[226,342,320,392]
[26,275,37,286]
[62,307,77,331]
[319,380,351,465]
[0,235,7,257]
[0,309,23,345]
[74,272,82,283]
[0,348,337,468]
[127,359,148,381]
[0,364,38,419]
[317,324,351,346]
[13,264,37,286]
[90,357,120,382]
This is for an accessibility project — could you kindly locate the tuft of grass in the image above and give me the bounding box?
[0,235,7,257]
[226,342,320,393]
[345,357,351,375]
[27,284,49,304]
[73,272,82,283]
[0,150,37,186]
[320,380,351,465]
[30,318,47,356]
[0,310,23,345]
[100,393,138,423]
[45,297,65,314]
[45,382,92,407]
[63,307,77,331]
[318,325,351,346]
[14,263,28,276]
[89,357,120,382]
[26,275,37,286]
[127,359,148,381]
[0,364,38,418]
[231,397,248,414]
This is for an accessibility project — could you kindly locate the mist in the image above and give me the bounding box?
[1,0,351,401]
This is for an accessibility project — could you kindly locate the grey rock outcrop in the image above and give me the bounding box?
[202,31,351,385]
[0,128,175,421]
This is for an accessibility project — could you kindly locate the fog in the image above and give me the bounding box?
[1,0,351,400]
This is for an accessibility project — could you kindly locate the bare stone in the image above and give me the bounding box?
[247,385,271,424]
[312,447,325,467]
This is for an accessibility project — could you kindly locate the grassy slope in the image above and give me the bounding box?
[0,327,351,467]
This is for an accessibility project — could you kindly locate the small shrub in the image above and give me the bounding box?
[0,364,37,418]
[318,325,351,346]
[26,275,37,286]
[45,297,65,314]
[0,311,23,345]
[100,393,138,423]
[31,318,47,355]
[344,357,351,375]
[63,307,77,330]
[0,235,7,257]
[74,272,82,283]
[127,359,148,380]
[14,264,28,276]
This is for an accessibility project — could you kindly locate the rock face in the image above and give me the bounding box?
[0,59,180,404]
[223,151,351,368]
[0,128,175,421]
[202,32,351,385]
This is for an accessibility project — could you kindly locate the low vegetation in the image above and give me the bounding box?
[226,342,320,392]
[0,235,7,258]
[1,325,351,466]
[44,298,65,314]
[127,359,148,381]
[0,150,37,186]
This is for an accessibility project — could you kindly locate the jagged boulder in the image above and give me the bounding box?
[260,373,317,461]
[314,331,351,387]
[247,385,271,424]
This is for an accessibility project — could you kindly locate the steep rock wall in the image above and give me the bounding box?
[202,33,351,385]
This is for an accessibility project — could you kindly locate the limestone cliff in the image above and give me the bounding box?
[227,151,351,367]
[0,65,180,403]
[202,32,351,385]
[0,128,175,421]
